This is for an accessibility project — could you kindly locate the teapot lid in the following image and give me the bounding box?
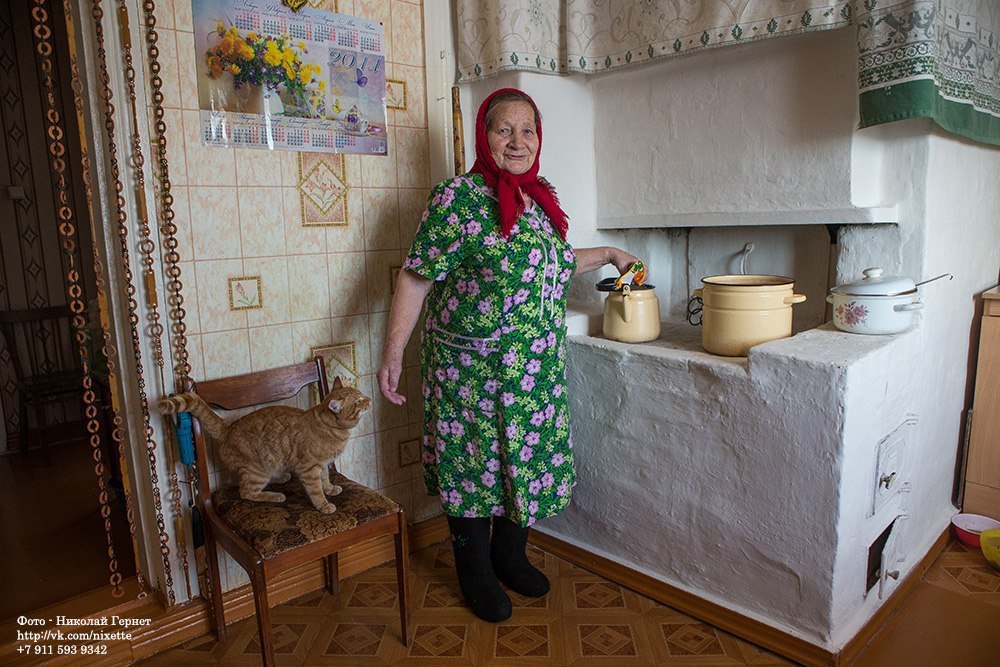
[831,267,916,296]
[596,277,655,292]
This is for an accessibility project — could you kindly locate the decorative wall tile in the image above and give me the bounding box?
[311,341,360,385]
[228,276,263,311]
[189,186,241,259]
[328,251,369,316]
[386,78,407,110]
[298,153,349,227]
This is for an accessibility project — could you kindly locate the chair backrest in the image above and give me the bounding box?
[0,306,79,384]
[182,359,329,509]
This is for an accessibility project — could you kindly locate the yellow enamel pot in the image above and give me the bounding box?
[693,275,806,357]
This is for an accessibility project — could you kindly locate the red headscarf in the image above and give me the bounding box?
[468,88,569,241]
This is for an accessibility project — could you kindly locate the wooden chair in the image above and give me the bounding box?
[0,306,82,456]
[185,359,410,665]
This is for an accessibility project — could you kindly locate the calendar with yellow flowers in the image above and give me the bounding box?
[192,0,387,154]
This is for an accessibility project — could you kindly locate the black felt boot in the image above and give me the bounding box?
[490,516,550,597]
[447,516,512,622]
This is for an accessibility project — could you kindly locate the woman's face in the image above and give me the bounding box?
[486,101,539,175]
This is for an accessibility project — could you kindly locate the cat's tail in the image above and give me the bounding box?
[158,392,229,441]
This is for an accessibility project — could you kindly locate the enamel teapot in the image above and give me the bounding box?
[596,278,661,343]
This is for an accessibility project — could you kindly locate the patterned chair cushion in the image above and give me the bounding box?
[213,472,400,559]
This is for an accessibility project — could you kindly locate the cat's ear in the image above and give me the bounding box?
[332,376,343,389]
[327,398,344,414]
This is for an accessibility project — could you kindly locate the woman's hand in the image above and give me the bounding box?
[609,248,641,275]
[377,352,406,406]
[574,246,641,275]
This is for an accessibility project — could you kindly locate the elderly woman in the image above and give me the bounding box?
[378,88,639,622]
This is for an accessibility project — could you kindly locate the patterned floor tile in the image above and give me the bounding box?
[142,537,990,666]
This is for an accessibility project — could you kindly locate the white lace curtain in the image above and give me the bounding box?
[456,0,1000,146]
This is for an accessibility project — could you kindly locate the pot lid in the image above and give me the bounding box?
[831,267,916,296]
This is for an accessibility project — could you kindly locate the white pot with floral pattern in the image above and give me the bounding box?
[827,267,923,335]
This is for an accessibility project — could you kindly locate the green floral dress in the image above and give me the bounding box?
[403,174,577,527]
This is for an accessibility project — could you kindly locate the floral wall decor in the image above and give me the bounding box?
[192,0,389,154]
[310,342,359,402]
[386,78,407,110]
[228,276,263,310]
[298,152,348,226]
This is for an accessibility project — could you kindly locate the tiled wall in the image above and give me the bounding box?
[151,1,439,589]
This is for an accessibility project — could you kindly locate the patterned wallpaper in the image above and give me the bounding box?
[152,0,440,544]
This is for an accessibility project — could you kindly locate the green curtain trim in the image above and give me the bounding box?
[859,79,1000,148]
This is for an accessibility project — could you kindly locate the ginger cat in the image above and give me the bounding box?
[159,377,370,514]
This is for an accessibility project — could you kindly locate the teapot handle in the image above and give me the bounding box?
[622,284,632,323]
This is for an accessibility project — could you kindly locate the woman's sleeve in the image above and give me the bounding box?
[403,178,489,282]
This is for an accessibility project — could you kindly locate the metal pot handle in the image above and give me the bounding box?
[687,291,703,326]
[826,294,835,305]
[622,284,632,323]
[894,301,924,312]
[784,294,807,305]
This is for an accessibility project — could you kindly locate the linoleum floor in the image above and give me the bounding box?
[142,536,1000,666]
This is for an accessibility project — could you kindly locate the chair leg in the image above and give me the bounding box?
[204,536,227,643]
[250,566,275,667]
[325,553,339,596]
[394,510,411,646]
